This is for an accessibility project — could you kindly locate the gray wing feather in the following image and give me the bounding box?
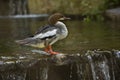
[33,25,59,40]
[35,25,56,35]
[15,25,60,46]
[16,37,43,45]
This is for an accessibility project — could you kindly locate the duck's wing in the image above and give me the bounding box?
[33,25,59,40]
[35,25,55,35]
[16,25,59,46]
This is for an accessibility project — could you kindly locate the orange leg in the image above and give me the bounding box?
[45,45,59,55]
[45,46,49,53]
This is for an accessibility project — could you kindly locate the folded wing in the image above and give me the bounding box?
[16,25,58,47]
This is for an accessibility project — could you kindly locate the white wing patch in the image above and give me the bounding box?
[33,29,57,39]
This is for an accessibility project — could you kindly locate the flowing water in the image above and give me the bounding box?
[0,17,120,80]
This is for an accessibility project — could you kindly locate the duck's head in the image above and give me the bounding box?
[48,13,70,25]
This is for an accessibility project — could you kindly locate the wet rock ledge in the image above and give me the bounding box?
[0,50,120,80]
[105,8,120,21]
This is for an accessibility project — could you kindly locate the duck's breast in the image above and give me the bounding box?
[55,21,68,40]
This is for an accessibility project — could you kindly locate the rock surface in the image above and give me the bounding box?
[105,8,120,21]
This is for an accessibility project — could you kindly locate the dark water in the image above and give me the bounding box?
[0,18,120,54]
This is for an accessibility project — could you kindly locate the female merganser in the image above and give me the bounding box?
[16,13,70,55]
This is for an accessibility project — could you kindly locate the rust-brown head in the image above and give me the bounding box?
[48,13,70,25]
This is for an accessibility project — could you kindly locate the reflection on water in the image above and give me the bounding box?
[0,18,120,54]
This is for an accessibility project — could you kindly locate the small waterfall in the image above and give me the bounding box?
[0,50,120,80]
[1,70,27,80]
[97,58,110,80]
[73,50,120,80]
[39,66,48,80]
[26,60,49,80]
[9,0,29,15]
[87,55,97,80]
[86,51,110,80]
[69,64,73,79]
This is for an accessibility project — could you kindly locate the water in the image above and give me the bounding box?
[0,18,120,54]
[0,17,120,80]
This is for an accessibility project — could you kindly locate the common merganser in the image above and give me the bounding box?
[16,13,70,55]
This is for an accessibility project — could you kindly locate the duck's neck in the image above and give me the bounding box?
[55,21,67,30]
[55,21,68,39]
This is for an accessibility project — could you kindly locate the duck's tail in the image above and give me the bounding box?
[15,38,45,48]
[15,37,34,45]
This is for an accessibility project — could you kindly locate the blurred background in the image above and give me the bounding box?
[0,0,119,16]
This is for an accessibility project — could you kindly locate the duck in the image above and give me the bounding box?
[16,13,70,55]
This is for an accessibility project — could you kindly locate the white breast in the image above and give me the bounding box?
[55,21,68,40]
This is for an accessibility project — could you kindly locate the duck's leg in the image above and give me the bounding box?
[45,45,59,55]
[45,47,49,53]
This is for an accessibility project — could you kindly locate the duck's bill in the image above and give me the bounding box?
[59,17,71,20]
[64,17,71,20]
